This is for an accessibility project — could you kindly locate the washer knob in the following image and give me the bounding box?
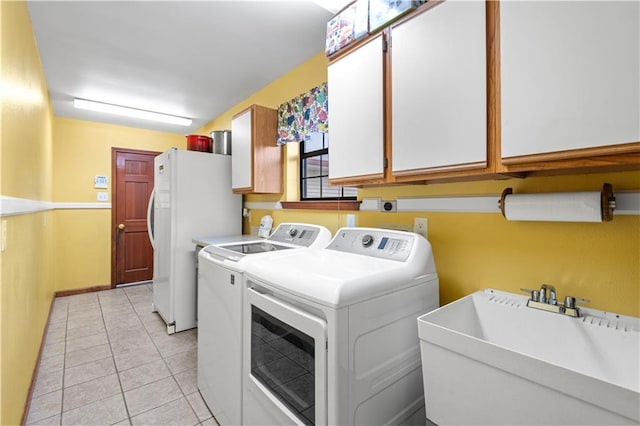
[362,234,374,247]
[288,228,298,237]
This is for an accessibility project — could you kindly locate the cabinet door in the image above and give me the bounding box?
[500,1,640,160]
[328,35,385,182]
[391,1,487,174]
[231,108,252,191]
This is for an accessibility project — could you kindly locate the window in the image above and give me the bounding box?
[300,132,357,201]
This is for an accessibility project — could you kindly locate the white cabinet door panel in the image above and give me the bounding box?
[391,1,486,172]
[328,36,385,180]
[231,109,252,190]
[501,1,640,158]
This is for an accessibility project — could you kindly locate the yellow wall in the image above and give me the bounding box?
[52,117,184,291]
[1,2,55,423]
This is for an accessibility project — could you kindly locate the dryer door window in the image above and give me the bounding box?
[251,306,315,424]
[246,288,327,425]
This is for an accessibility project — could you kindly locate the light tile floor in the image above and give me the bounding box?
[26,283,219,426]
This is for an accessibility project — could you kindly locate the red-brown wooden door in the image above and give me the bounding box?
[112,148,160,286]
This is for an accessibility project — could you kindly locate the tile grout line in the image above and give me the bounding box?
[98,289,134,425]
[123,285,202,423]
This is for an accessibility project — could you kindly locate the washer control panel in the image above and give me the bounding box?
[327,228,415,262]
[269,223,321,247]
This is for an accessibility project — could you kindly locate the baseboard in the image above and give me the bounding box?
[21,295,55,426]
[54,284,112,297]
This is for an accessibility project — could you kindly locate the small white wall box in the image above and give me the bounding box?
[94,175,108,189]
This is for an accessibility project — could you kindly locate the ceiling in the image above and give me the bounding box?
[26,1,336,135]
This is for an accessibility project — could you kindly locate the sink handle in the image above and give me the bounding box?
[520,288,540,302]
[564,296,591,309]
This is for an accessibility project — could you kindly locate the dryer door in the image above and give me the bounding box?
[244,287,327,425]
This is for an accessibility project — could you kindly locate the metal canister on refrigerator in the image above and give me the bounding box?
[210,130,232,155]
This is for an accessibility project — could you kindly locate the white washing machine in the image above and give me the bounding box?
[242,227,439,426]
[197,223,331,426]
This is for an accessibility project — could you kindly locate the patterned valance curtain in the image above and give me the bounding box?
[277,82,328,145]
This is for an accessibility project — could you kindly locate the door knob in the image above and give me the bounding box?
[118,224,125,230]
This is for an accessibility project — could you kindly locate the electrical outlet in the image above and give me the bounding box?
[413,217,428,239]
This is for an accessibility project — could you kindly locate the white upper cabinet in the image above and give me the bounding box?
[391,0,487,174]
[500,1,640,160]
[328,35,385,183]
[231,108,252,191]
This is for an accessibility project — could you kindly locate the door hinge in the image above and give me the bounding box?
[383,157,388,169]
[230,274,235,285]
[382,39,388,52]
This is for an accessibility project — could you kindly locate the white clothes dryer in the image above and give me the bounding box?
[242,227,439,426]
[197,223,331,426]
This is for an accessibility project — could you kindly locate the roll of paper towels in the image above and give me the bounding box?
[500,184,614,222]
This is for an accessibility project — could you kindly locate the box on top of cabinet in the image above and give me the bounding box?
[369,0,425,32]
[326,0,369,56]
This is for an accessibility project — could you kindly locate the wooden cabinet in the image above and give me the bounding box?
[327,0,640,186]
[328,34,386,185]
[327,1,495,186]
[391,0,489,180]
[499,1,640,173]
[231,105,282,194]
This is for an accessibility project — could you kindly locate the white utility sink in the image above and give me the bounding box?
[417,289,640,425]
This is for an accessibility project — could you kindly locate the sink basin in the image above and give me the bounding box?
[417,289,640,425]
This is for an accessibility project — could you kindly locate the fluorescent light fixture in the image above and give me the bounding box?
[74,98,192,126]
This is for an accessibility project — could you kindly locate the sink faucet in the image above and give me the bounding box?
[520,285,589,317]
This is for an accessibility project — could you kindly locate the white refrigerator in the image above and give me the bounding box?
[148,148,242,334]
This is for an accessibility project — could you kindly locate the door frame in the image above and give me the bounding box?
[111,147,161,288]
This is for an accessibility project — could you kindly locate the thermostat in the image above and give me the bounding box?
[94,175,108,189]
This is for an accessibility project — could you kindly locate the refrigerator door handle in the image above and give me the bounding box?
[147,187,156,249]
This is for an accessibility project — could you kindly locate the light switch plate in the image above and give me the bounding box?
[346,214,356,227]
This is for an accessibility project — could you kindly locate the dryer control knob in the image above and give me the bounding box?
[288,228,298,237]
[362,234,374,247]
